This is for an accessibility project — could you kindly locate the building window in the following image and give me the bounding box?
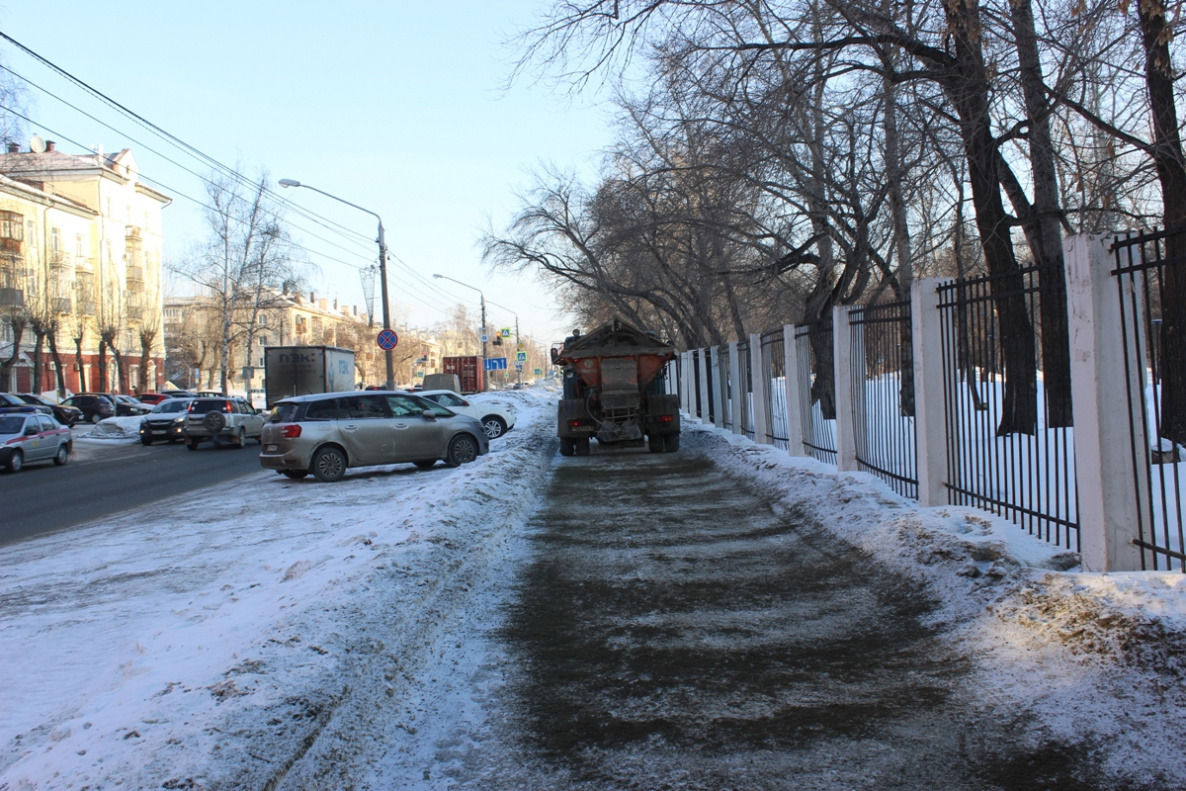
[1,211,23,241]
[259,336,268,347]
[75,233,83,258]
[51,227,60,254]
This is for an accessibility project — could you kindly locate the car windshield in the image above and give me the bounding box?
[0,416,26,434]
[153,400,191,414]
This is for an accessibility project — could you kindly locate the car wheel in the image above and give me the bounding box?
[186,439,200,451]
[53,445,69,466]
[141,436,153,446]
[233,427,246,448]
[312,447,347,482]
[444,434,479,467]
[481,415,507,439]
[89,412,102,424]
[282,469,310,479]
[5,449,23,473]
[413,459,437,469]
[559,437,575,457]
[648,435,664,453]
[664,434,680,452]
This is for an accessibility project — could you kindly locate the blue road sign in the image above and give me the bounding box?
[484,357,507,371]
[376,328,399,350]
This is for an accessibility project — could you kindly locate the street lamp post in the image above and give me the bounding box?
[432,272,487,364]
[279,178,394,390]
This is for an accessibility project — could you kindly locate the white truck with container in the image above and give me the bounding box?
[264,346,356,408]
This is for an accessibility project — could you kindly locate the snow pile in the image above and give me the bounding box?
[0,389,556,790]
[74,415,144,439]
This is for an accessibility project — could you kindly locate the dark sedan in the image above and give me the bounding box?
[0,392,54,418]
[15,393,83,427]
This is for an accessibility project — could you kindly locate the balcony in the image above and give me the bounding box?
[0,287,24,313]
[1,237,22,255]
[53,298,71,315]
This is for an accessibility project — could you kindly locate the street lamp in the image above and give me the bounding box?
[432,273,487,364]
[279,178,394,390]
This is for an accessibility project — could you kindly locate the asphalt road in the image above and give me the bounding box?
[0,434,265,546]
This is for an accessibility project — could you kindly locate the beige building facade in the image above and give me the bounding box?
[0,138,170,394]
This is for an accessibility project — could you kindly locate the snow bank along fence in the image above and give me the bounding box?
[676,233,1185,573]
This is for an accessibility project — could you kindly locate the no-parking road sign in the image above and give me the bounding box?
[376,328,399,350]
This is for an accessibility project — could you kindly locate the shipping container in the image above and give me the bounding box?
[441,356,485,394]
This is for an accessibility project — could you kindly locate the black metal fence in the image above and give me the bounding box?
[1112,228,1186,571]
[736,340,755,440]
[794,319,837,465]
[936,265,1079,549]
[849,299,918,499]
[761,330,789,450]
[719,344,733,432]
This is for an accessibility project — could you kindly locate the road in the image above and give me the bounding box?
[0,435,264,546]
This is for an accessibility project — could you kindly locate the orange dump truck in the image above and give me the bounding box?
[551,318,680,456]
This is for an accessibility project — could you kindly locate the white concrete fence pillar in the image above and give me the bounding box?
[832,304,859,472]
[783,324,808,457]
[1065,234,1145,572]
[728,342,742,434]
[697,348,711,424]
[709,346,724,428]
[750,332,770,445]
[912,277,951,507]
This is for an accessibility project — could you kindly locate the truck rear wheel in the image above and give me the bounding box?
[559,437,575,457]
[664,434,680,452]
[648,435,665,453]
[576,437,591,456]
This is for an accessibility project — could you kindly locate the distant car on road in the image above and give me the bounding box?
[0,407,72,472]
[182,396,265,449]
[61,394,116,424]
[15,394,83,427]
[135,393,174,406]
[417,389,516,439]
[139,398,195,445]
[259,391,489,482]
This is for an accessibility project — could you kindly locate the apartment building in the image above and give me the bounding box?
[0,137,170,394]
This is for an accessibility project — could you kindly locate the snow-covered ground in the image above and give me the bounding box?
[2,386,1185,789]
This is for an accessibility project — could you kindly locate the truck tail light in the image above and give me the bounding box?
[656,415,674,424]
[281,425,302,438]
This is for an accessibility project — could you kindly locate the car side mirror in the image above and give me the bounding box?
[421,409,436,420]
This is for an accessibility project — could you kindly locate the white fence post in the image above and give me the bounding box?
[697,348,711,424]
[833,304,859,472]
[728,342,742,434]
[784,324,808,457]
[680,351,691,414]
[709,346,723,428]
[1065,234,1145,572]
[912,278,950,507]
[750,333,770,444]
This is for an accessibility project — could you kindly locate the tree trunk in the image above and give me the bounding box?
[1136,0,1186,445]
[47,330,66,397]
[74,334,87,393]
[0,317,24,391]
[31,328,44,393]
[1011,0,1072,428]
[96,338,108,392]
[942,0,1037,436]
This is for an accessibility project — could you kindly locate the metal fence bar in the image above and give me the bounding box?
[719,344,733,432]
[936,264,1080,548]
[737,339,754,440]
[1112,228,1186,571]
[850,298,918,498]
[761,330,790,449]
[794,319,837,465]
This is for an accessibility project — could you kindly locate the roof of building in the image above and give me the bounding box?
[0,143,170,205]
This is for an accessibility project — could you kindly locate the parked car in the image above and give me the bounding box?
[135,393,175,405]
[0,392,55,419]
[138,398,195,445]
[182,396,265,449]
[259,391,489,482]
[61,394,116,423]
[14,394,83,427]
[111,394,151,416]
[0,407,72,472]
[417,389,516,439]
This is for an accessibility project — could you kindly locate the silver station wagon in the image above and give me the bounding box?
[259,391,490,482]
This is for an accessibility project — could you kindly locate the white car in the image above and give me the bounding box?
[417,390,516,439]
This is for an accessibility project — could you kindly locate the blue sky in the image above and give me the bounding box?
[0,0,614,348]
